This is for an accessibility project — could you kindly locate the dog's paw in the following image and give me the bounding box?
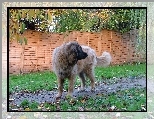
[79,87,85,92]
[69,98,76,105]
[91,88,95,92]
[66,93,73,99]
[56,93,62,100]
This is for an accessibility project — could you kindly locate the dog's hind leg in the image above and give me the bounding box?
[79,72,86,91]
[56,78,64,99]
[85,67,95,91]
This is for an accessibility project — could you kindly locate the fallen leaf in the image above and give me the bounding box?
[109,105,116,111]
[85,108,92,111]
[38,106,42,110]
[141,107,146,111]
[65,95,72,99]
[40,103,44,107]
[121,108,127,111]
[78,107,84,111]
[24,108,31,111]
[46,107,50,110]
[69,98,76,105]
[81,99,86,103]
[96,93,102,96]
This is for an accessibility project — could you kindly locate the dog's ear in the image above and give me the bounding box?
[65,42,78,54]
[65,42,79,65]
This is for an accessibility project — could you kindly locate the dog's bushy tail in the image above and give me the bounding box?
[96,51,112,67]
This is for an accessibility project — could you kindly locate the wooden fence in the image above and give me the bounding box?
[9,29,145,74]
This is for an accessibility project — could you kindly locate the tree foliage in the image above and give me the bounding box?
[105,9,146,33]
[53,9,146,33]
[9,8,146,43]
[9,9,62,43]
[53,9,110,33]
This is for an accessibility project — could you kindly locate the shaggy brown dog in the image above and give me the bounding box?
[52,41,111,98]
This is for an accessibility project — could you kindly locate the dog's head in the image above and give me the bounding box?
[65,41,88,65]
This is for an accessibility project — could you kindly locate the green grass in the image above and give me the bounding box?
[95,63,146,79]
[9,63,146,94]
[9,71,57,93]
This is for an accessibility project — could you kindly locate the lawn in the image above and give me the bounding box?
[9,63,146,111]
[9,63,146,93]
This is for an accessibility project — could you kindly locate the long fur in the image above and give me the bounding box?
[52,41,112,98]
[96,51,112,67]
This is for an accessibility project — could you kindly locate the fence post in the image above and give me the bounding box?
[36,34,39,71]
[110,42,112,53]
[87,33,89,46]
[98,32,102,56]
[76,31,78,42]
[110,31,112,53]
[20,42,25,74]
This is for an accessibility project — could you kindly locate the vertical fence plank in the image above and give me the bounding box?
[20,44,24,74]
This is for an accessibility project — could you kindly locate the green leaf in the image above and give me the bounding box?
[24,37,27,45]
[18,38,23,45]
[48,10,52,22]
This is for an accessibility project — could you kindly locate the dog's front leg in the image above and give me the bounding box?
[67,76,75,97]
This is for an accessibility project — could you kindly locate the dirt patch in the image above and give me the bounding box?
[9,76,146,106]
